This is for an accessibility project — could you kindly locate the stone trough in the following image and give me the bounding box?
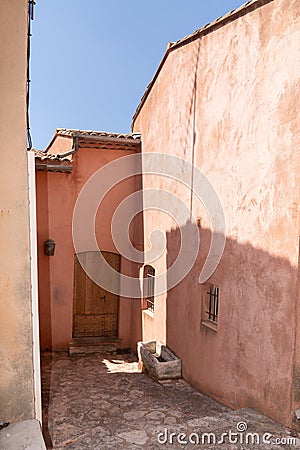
[137,340,182,380]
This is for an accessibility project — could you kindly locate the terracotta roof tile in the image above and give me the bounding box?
[56,128,141,142]
[33,149,72,162]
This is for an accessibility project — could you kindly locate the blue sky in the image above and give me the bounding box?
[30,0,244,150]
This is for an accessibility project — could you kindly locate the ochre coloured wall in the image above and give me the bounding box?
[0,0,36,422]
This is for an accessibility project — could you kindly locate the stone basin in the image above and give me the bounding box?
[137,340,182,380]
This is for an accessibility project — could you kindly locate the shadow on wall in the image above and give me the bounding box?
[165,222,298,427]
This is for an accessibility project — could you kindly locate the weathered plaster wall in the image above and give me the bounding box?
[0,0,36,421]
[46,135,73,155]
[133,0,300,426]
[36,145,142,350]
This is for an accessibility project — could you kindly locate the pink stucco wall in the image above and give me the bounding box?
[133,0,300,426]
[36,141,142,351]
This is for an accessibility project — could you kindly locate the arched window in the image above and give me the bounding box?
[143,265,155,312]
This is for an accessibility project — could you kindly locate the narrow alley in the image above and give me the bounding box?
[42,351,298,449]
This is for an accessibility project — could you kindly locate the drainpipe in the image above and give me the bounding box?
[56,136,79,159]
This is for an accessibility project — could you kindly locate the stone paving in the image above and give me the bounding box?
[42,351,300,449]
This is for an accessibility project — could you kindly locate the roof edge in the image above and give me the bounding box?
[35,163,73,173]
[131,0,274,129]
[45,129,141,153]
[56,128,141,142]
[74,133,141,146]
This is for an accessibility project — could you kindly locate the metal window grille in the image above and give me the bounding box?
[206,286,219,323]
[146,271,155,312]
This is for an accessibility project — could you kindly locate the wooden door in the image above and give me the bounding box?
[73,251,120,338]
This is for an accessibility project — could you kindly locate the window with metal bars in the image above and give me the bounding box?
[206,285,219,323]
[143,265,155,312]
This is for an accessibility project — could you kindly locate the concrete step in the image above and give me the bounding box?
[0,419,46,449]
[69,337,121,356]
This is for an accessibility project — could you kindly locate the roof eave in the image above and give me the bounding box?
[35,163,73,173]
[74,133,141,147]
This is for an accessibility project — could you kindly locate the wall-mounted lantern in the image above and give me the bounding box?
[44,239,56,256]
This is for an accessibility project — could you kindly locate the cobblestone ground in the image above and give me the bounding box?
[42,352,299,450]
